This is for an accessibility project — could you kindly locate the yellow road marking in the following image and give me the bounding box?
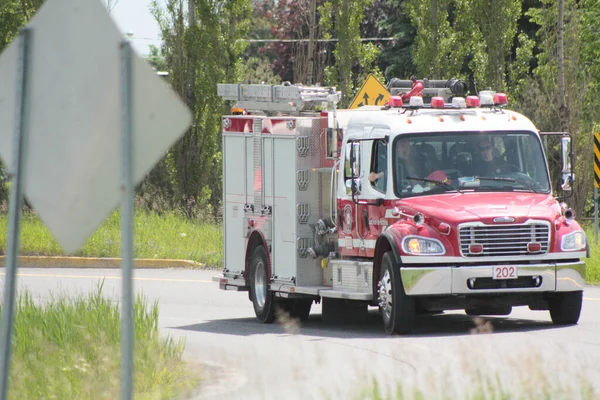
[0,272,213,284]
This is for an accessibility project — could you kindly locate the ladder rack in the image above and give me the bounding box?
[217,83,341,113]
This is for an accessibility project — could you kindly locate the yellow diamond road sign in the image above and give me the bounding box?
[349,74,390,109]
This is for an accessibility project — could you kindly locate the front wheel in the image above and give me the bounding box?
[378,251,415,335]
[548,291,583,325]
[248,245,276,323]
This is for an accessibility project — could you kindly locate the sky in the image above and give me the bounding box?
[109,0,164,56]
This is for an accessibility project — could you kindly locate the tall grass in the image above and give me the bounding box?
[0,209,223,268]
[4,284,199,399]
[584,227,600,284]
[358,343,599,400]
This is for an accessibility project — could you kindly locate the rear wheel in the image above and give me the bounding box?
[248,245,276,323]
[378,251,415,335]
[548,291,582,325]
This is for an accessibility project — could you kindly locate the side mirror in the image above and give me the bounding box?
[345,179,361,196]
[561,136,573,192]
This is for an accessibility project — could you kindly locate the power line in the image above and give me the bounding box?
[129,37,396,43]
[246,37,396,43]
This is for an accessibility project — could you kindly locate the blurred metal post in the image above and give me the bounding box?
[120,39,134,400]
[595,187,598,244]
[0,28,31,400]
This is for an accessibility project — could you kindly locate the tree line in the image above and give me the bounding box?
[1,0,599,218]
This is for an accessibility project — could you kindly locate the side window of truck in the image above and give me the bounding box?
[344,141,361,195]
[370,140,387,193]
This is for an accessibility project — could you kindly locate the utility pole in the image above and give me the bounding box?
[187,0,196,106]
[557,0,569,133]
[306,0,316,85]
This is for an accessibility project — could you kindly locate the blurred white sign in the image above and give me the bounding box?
[0,0,192,253]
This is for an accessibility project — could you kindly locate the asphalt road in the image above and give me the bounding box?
[2,267,600,400]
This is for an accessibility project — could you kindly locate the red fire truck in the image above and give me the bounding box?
[214,80,587,335]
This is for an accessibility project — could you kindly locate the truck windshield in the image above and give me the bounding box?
[392,131,551,197]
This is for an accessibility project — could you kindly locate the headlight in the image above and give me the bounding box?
[402,236,445,255]
[561,230,586,251]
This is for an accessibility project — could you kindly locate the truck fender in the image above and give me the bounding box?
[372,232,402,305]
[245,230,270,300]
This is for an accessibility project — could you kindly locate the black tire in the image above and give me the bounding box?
[548,291,583,325]
[378,251,415,335]
[248,245,276,323]
[282,299,313,321]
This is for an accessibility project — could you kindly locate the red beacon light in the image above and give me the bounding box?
[466,96,480,107]
[493,93,508,106]
[388,96,403,108]
[431,97,445,109]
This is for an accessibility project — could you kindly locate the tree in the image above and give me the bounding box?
[0,0,44,207]
[150,0,251,218]
[239,56,281,84]
[404,0,522,89]
[518,0,590,214]
[260,0,329,84]
[404,0,464,80]
[454,0,522,91]
[378,0,416,80]
[146,44,166,71]
[319,0,381,106]
[0,0,44,53]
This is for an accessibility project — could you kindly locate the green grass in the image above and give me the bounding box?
[584,227,600,285]
[4,284,200,399]
[0,209,223,268]
[359,378,596,400]
[359,350,598,399]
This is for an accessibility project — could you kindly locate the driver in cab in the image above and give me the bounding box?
[475,137,507,176]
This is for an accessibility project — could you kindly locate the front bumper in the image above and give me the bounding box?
[401,261,586,296]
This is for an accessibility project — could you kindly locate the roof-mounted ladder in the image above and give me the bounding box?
[217,83,341,114]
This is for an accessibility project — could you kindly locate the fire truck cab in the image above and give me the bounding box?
[214,81,587,335]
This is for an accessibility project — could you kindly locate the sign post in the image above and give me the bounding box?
[120,40,135,400]
[0,0,192,398]
[594,133,600,244]
[0,28,30,400]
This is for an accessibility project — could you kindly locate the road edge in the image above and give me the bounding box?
[0,255,209,269]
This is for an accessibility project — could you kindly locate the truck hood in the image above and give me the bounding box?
[399,192,561,224]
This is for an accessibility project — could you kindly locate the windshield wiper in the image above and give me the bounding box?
[405,177,463,193]
[476,177,540,193]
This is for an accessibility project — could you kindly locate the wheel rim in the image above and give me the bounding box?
[378,269,393,319]
[254,260,267,310]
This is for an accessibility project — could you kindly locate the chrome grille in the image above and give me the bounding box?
[459,222,550,257]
